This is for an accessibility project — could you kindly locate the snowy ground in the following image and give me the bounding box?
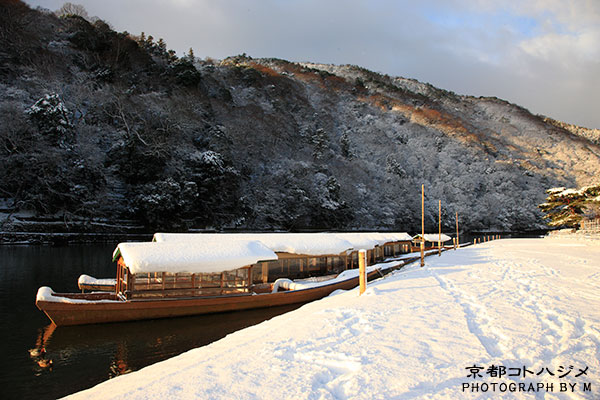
[65,238,600,399]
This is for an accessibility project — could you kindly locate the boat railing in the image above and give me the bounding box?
[122,269,252,299]
[126,286,250,299]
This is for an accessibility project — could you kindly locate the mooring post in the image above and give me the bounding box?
[438,199,442,257]
[359,249,367,295]
[421,185,425,267]
[455,211,459,250]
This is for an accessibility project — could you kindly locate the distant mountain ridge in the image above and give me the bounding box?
[541,116,600,145]
[1,1,599,239]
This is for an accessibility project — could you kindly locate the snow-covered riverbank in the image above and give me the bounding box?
[65,238,600,399]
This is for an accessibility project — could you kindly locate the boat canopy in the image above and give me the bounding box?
[413,233,453,243]
[153,232,413,255]
[333,232,413,249]
[112,240,278,274]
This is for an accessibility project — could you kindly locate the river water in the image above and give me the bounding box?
[0,244,302,399]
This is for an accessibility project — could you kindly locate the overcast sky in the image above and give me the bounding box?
[25,0,600,129]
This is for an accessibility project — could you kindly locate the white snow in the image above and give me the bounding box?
[36,287,120,304]
[414,233,453,243]
[271,265,381,293]
[153,232,412,255]
[78,274,116,287]
[65,238,600,399]
[113,240,278,274]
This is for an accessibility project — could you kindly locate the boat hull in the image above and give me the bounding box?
[37,270,380,326]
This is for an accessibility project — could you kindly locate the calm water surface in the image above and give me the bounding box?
[0,244,302,400]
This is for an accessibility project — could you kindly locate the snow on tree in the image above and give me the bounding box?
[385,155,405,178]
[340,131,354,159]
[539,184,600,228]
[26,94,72,137]
[55,2,89,19]
[311,128,329,160]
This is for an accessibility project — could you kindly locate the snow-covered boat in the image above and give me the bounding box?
[412,233,453,251]
[36,233,415,326]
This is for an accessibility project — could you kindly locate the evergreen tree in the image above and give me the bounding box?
[186,47,195,63]
[340,131,354,159]
[539,184,600,227]
[311,128,328,160]
[157,38,167,55]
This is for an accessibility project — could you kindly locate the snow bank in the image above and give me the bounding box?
[113,240,278,274]
[66,238,600,399]
[153,232,412,255]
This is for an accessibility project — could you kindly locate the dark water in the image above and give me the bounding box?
[0,244,303,400]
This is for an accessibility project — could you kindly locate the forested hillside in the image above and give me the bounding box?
[2,1,599,239]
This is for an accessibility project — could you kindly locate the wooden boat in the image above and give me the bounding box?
[37,233,417,326]
[36,268,384,326]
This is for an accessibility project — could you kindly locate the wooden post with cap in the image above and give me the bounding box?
[421,185,425,267]
[455,211,459,250]
[359,249,367,295]
[438,199,441,257]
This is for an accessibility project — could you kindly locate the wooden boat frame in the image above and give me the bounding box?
[37,269,384,326]
[36,237,418,326]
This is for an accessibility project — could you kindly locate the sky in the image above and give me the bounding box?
[25,0,600,129]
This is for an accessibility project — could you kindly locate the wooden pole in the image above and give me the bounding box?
[421,184,425,267]
[455,211,459,250]
[438,199,441,256]
[359,249,367,295]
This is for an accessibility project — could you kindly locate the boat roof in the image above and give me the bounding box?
[332,232,413,248]
[113,240,278,274]
[152,232,413,255]
[413,233,453,243]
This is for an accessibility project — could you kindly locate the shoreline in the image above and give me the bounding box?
[63,237,600,399]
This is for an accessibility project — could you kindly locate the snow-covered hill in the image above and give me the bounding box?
[1,1,600,237]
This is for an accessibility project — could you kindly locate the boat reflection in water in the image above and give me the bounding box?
[27,303,304,397]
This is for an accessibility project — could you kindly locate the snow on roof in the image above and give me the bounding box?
[113,240,278,274]
[153,232,413,255]
[153,233,353,255]
[413,233,453,243]
[332,232,413,249]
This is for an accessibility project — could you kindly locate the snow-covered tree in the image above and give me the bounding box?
[311,128,328,160]
[55,2,88,19]
[26,94,72,138]
[539,185,600,227]
[340,131,354,159]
